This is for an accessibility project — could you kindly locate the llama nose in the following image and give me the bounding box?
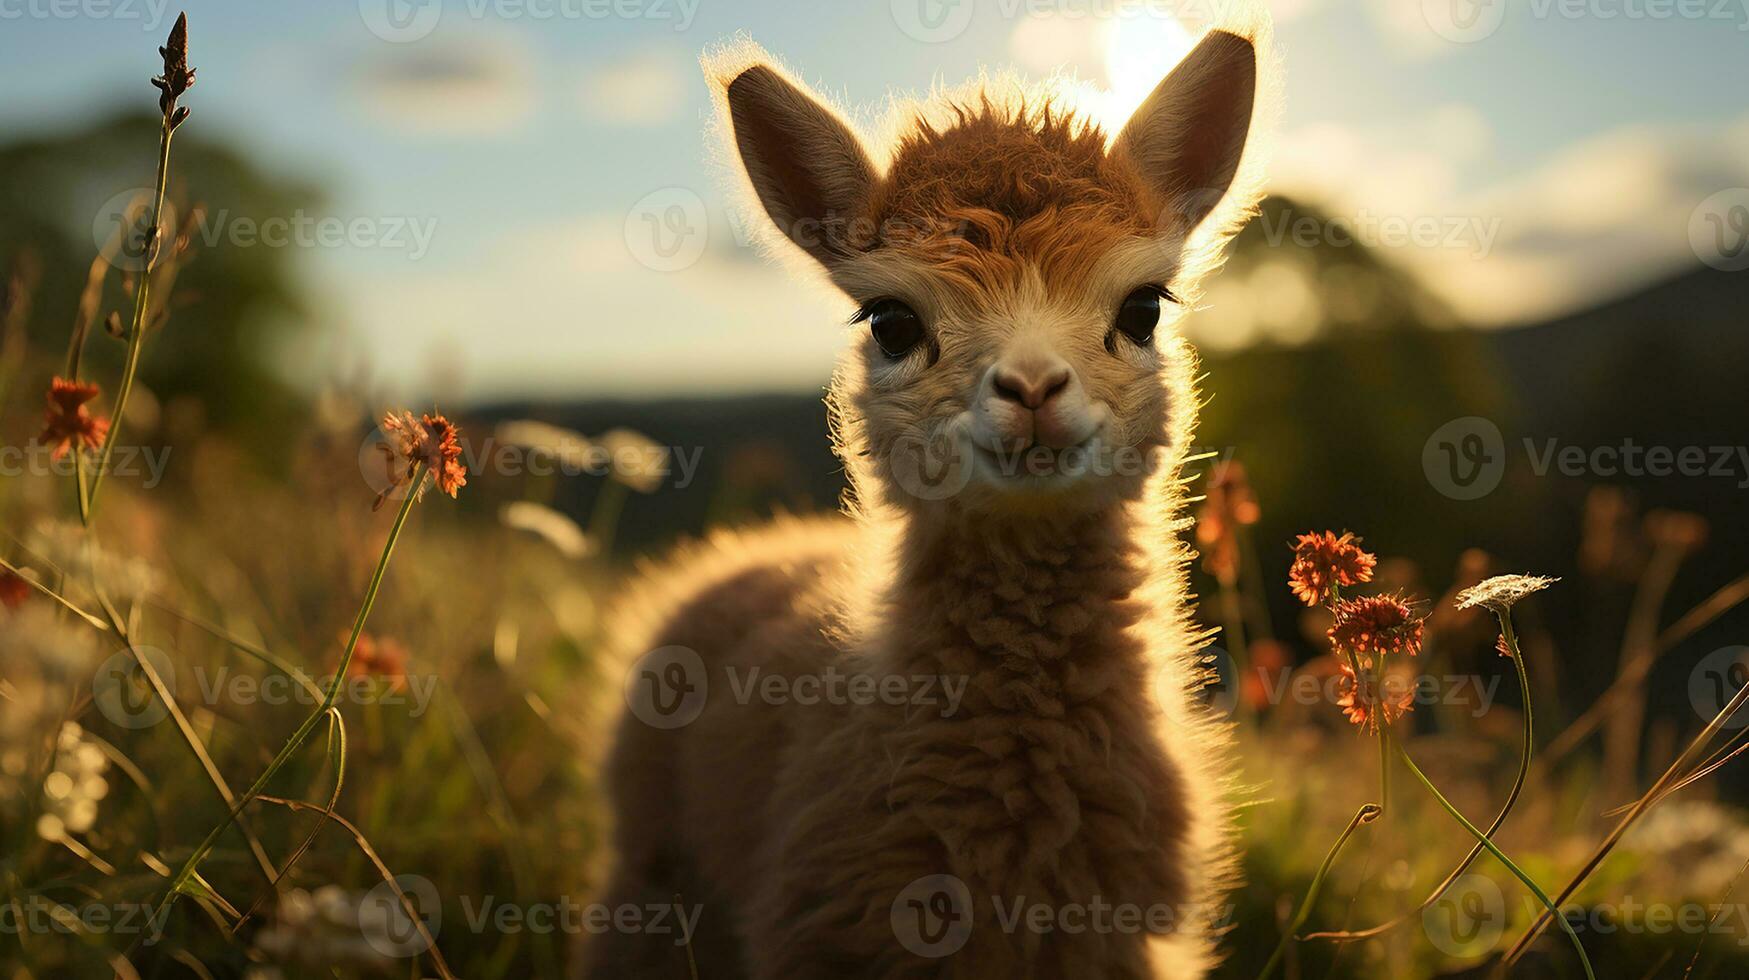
[991,361,1071,411]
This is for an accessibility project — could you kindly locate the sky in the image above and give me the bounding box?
[2,0,1747,403]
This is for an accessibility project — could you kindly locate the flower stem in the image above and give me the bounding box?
[1257,802,1382,980]
[144,470,424,927]
[1397,742,1594,980]
[1502,660,1749,968]
[1303,609,1535,943]
[86,113,175,524]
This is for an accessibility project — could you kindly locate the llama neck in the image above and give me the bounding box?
[881,507,1154,714]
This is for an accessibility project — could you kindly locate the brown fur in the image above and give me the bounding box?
[582,13,1272,978]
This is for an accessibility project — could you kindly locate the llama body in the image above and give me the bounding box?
[585,14,1270,977]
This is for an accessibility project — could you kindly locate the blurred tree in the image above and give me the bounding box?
[0,111,319,459]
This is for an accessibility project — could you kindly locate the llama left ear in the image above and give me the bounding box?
[1112,29,1257,231]
[715,58,878,268]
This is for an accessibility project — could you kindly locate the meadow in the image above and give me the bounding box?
[5,13,1749,980]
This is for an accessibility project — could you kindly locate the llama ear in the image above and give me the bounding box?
[1112,29,1257,231]
[720,62,878,267]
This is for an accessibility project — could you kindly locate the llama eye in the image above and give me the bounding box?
[857,298,926,359]
[1112,286,1165,347]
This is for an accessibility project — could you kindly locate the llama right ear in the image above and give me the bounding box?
[719,62,878,268]
[1112,28,1258,231]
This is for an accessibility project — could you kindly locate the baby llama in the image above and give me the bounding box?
[584,12,1273,979]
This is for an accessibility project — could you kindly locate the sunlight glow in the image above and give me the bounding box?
[1100,13,1197,127]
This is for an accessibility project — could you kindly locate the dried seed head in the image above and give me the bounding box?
[151,13,196,117]
[1455,574,1559,613]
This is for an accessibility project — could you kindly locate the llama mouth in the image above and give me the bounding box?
[969,435,1131,487]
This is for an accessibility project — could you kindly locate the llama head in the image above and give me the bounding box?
[711,17,1269,524]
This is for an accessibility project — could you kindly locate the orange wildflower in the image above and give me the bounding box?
[1288,531,1376,607]
[1336,661,1414,733]
[1196,461,1261,582]
[342,631,409,692]
[38,378,111,461]
[1329,594,1426,658]
[376,410,468,509]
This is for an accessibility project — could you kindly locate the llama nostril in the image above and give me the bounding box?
[992,365,1071,411]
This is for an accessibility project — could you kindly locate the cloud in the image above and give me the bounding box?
[336,210,847,401]
[579,46,689,127]
[354,34,534,136]
[1269,109,1749,325]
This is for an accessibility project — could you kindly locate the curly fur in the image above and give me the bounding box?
[581,10,1272,977]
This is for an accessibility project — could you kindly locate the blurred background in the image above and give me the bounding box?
[3,1,1749,977]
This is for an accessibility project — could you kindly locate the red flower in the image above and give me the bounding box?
[420,413,468,499]
[376,410,468,509]
[1288,531,1377,607]
[341,631,409,692]
[1196,462,1261,582]
[1336,661,1414,733]
[1329,594,1426,658]
[37,378,111,461]
[0,571,30,610]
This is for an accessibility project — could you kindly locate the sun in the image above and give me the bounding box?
[1100,12,1198,127]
